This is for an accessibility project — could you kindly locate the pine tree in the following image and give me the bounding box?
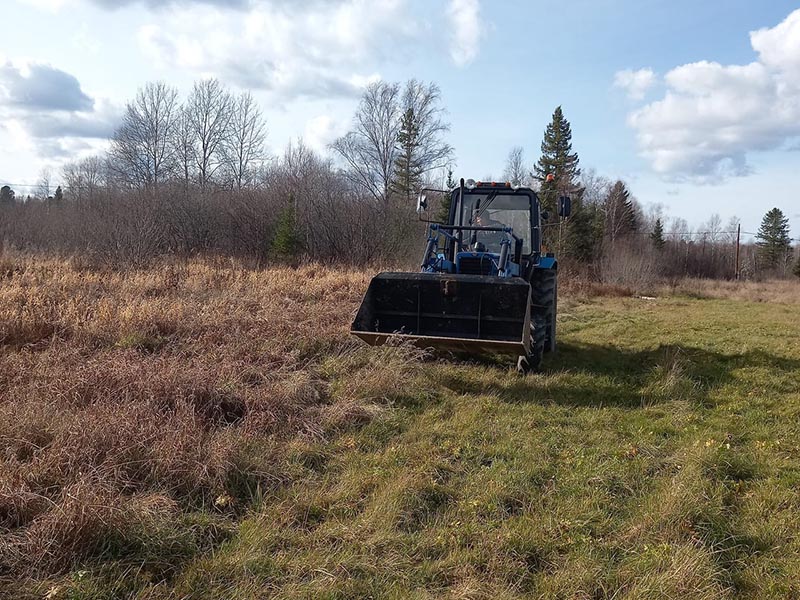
[0,185,14,204]
[391,107,422,202]
[651,218,666,250]
[533,106,581,216]
[446,168,456,189]
[271,195,302,258]
[54,186,64,202]
[756,208,791,270]
[563,199,597,262]
[531,107,590,259]
[437,168,456,222]
[602,180,638,242]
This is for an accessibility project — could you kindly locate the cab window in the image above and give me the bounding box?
[458,192,532,254]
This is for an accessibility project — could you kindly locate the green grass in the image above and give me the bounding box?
[52,295,800,599]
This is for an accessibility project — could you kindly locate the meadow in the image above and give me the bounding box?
[1,256,799,599]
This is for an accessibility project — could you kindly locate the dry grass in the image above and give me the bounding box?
[662,277,800,303]
[561,275,800,304]
[0,255,425,586]
[2,255,799,598]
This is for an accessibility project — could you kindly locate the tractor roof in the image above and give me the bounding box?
[454,181,537,194]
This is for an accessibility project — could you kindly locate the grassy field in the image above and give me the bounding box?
[1,258,799,599]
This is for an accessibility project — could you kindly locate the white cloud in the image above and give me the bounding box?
[16,0,69,12]
[72,22,103,55]
[3,119,35,154]
[303,114,346,152]
[626,9,800,184]
[446,0,483,67]
[137,0,416,100]
[751,9,800,76]
[613,68,656,100]
[138,24,209,70]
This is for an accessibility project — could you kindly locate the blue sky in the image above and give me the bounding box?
[2,0,799,237]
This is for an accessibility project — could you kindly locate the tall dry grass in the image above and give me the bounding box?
[0,255,424,585]
[662,277,800,303]
[560,275,799,304]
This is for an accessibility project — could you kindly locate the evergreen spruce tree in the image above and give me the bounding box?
[533,106,581,216]
[0,185,14,204]
[562,201,596,262]
[651,218,666,250]
[756,208,791,270]
[446,168,456,189]
[271,195,302,258]
[437,167,456,222]
[532,107,592,260]
[391,107,422,202]
[603,181,638,242]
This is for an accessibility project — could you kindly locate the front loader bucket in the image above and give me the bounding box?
[351,272,531,356]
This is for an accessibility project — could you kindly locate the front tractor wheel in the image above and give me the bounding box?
[531,268,557,353]
[518,268,557,374]
[517,313,547,374]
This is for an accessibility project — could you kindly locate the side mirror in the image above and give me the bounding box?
[558,196,572,218]
[541,210,550,221]
[416,193,428,213]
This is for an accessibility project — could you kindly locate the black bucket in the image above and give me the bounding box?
[351,272,531,356]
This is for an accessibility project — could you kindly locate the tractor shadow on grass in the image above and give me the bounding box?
[437,342,800,409]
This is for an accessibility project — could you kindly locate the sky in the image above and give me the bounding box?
[1,0,799,238]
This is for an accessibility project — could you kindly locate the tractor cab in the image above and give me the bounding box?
[419,181,543,279]
[456,183,536,255]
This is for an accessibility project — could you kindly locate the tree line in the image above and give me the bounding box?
[0,78,798,280]
[500,107,798,281]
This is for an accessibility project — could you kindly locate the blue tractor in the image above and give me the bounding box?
[351,178,570,372]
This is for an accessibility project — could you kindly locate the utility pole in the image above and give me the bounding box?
[735,223,741,280]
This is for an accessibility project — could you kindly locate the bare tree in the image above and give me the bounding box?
[502,146,526,186]
[36,167,52,199]
[580,168,611,207]
[723,216,741,245]
[62,156,106,204]
[400,80,453,182]
[187,78,233,191]
[108,82,180,190]
[668,217,690,242]
[173,106,194,194]
[224,92,268,191]
[705,213,723,243]
[331,81,401,203]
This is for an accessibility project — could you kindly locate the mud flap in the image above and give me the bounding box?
[351,272,531,357]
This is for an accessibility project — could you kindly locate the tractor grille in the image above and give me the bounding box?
[458,256,495,276]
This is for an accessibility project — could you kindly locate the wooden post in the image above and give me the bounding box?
[735,223,741,280]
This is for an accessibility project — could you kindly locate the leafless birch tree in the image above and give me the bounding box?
[187,78,233,191]
[224,92,268,190]
[108,82,180,190]
[331,81,401,203]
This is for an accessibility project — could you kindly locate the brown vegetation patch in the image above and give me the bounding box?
[0,256,421,583]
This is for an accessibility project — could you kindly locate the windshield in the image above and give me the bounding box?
[459,192,532,253]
